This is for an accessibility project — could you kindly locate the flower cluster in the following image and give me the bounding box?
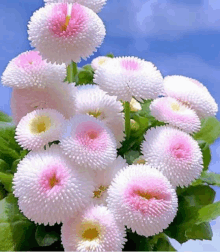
[1,0,218,251]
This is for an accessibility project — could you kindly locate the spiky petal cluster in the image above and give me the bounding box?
[150,97,201,134]
[11,81,76,125]
[94,56,164,102]
[1,51,66,88]
[28,3,106,64]
[75,85,124,147]
[141,126,203,187]
[91,56,112,70]
[44,0,107,13]
[91,156,127,205]
[13,146,95,225]
[107,164,178,237]
[15,109,66,150]
[60,114,117,170]
[61,205,126,251]
[163,75,218,118]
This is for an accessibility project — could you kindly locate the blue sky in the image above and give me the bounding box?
[0,0,220,250]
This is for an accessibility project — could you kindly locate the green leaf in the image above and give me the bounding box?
[196,201,220,225]
[77,69,94,85]
[106,53,114,58]
[35,225,59,247]
[82,64,94,72]
[185,222,213,241]
[124,150,140,165]
[0,111,12,123]
[11,159,20,174]
[0,159,10,173]
[66,61,78,83]
[199,171,220,186]
[0,172,13,192]
[201,143,211,171]
[194,117,220,144]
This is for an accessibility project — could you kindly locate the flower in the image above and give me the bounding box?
[28,3,106,64]
[91,156,127,205]
[75,85,124,147]
[60,114,117,170]
[94,56,164,102]
[44,0,107,13]
[61,205,126,251]
[91,56,112,70]
[130,98,142,112]
[10,81,76,125]
[15,108,66,150]
[150,97,201,133]
[163,75,218,118]
[1,50,66,88]
[107,164,178,237]
[141,126,203,187]
[13,145,95,225]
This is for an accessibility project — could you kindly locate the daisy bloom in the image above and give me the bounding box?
[60,114,117,170]
[1,50,66,88]
[163,75,218,118]
[15,108,66,150]
[28,3,106,64]
[44,0,107,13]
[141,126,203,187]
[94,56,164,102]
[13,146,95,225]
[150,97,201,133]
[91,156,127,205]
[75,85,125,147]
[107,164,178,237]
[11,81,76,125]
[91,56,112,71]
[61,205,126,251]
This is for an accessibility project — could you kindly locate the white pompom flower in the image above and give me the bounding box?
[28,3,106,64]
[44,0,107,13]
[61,205,126,251]
[11,81,76,125]
[75,85,125,147]
[150,97,201,134]
[13,146,95,225]
[15,109,66,150]
[94,56,164,102]
[91,56,112,70]
[1,50,66,88]
[60,114,117,170]
[107,164,178,237]
[163,75,218,118]
[141,126,203,188]
[91,156,127,205]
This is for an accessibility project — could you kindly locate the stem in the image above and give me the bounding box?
[67,61,77,83]
[124,101,131,139]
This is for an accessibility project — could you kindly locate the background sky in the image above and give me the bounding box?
[0,0,220,251]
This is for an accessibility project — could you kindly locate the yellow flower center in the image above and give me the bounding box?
[98,58,107,66]
[61,15,71,32]
[29,115,51,134]
[49,173,60,188]
[93,185,108,199]
[80,222,101,241]
[88,110,102,118]
[171,102,180,111]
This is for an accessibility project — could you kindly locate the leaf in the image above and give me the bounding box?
[0,111,12,123]
[196,201,220,225]
[11,159,20,174]
[0,159,10,173]
[185,222,213,241]
[82,64,94,72]
[106,53,114,58]
[77,69,94,85]
[35,225,59,247]
[194,117,220,144]
[201,143,211,171]
[66,61,78,83]
[124,150,140,165]
[199,171,220,186]
[0,172,13,192]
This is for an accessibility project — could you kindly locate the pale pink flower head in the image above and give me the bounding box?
[15,108,66,150]
[11,81,76,125]
[141,126,203,187]
[1,50,66,88]
[61,205,126,251]
[75,85,125,147]
[107,164,178,237]
[13,146,95,225]
[163,75,218,118]
[60,114,117,170]
[44,0,107,13]
[150,97,201,134]
[91,56,112,70]
[28,3,106,64]
[94,56,164,102]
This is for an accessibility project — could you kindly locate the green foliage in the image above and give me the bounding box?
[0,111,13,122]
[35,225,60,247]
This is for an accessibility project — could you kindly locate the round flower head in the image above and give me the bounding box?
[1,50,66,88]
[163,75,218,118]
[60,114,117,170]
[13,145,95,225]
[94,56,164,102]
[28,3,106,64]
[150,97,201,134]
[61,205,126,251]
[11,81,76,125]
[91,156,127,205]
[107,164,178,237]
[75,85,125,147]
[15,108,66,150]
[141,126,203,187]
[44,0,107,13]
[91,56,112,71]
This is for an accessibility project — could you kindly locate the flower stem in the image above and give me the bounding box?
[124,101,131,139]
[67,61,77,83]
